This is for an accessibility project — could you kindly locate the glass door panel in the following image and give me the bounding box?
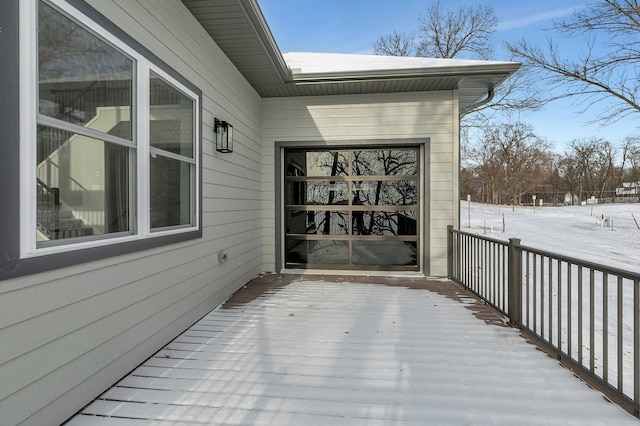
[284,147,420,271]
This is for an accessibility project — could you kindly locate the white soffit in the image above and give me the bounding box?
[182,0,521,112]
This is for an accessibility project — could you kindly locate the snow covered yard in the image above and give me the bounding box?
[68,274,637,425]
[463,202,640,273]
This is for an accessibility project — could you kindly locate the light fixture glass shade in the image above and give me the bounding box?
[214,118,233,153]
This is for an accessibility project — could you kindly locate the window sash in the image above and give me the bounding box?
[27,0,200,254]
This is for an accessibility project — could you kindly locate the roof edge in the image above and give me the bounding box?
[238,0,293,83]
[290,62,521,84]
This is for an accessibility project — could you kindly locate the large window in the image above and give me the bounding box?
[29,0,199,253]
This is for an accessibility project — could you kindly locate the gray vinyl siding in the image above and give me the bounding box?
[0,1,263,425]
[261,91,459,276]
[1,1,464,423]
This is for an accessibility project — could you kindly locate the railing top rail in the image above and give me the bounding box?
[519,242,640,282]
[449,227,509,247]
[449,225,640,282]
[36,177,52,192]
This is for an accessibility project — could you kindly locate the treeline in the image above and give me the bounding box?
[461,122,640,205]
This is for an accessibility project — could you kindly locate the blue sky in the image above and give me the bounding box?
[258,0,640,152]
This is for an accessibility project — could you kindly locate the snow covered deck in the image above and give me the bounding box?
[69,274,638,425]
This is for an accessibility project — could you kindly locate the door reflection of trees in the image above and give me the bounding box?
[285,148,419,269]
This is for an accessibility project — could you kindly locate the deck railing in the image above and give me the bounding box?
[447,225,640,417]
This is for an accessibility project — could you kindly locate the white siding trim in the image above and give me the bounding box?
[19,0,38,256]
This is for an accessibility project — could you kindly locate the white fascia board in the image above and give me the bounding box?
[239,0,291,83]
[290,63,521,84]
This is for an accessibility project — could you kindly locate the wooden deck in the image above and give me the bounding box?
[68,274,638,425]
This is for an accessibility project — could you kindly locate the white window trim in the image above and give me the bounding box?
[20,0,200,258]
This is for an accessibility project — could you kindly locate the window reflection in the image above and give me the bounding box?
[286,239,349,265]
[150,72,194,158]
[352,241,417,266]
[286,181,348,205]
[352,211,417,236]
[286,150,348,177]
[284,148,419,270]
[36,126,130,241]
[352,180,417,206]
[287,211,349,235]
[38,2,133,139]
[150,155,192,228]
[304,151,349,177]
[352,150,417,176]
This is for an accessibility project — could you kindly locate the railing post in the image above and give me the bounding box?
[447,225,454,278]
[51,187,60,207]
[508,237,522,327]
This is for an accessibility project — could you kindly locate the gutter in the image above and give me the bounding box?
[460,88,495,117]
[289,64,521,85]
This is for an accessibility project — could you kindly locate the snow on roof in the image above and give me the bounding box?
[283,51,518,75]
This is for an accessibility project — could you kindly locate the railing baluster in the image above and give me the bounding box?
[503,244,507,313]
[578,265,583,366]
[533,253,538,334]
[590,268,595,375]
[603,272,609,384]
[618,276,623,393]
[463,234,468,286]
[548,256,553,345]
[633,280,640,417]
[558,259,562,354]
[541,254,545,340]
[526,252,530,328]
[568,262,572,359]
[492,241,497,309]
[483,239,488,299]
[472,235,476,292]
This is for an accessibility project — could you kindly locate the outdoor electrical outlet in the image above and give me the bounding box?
[218,252,228,263]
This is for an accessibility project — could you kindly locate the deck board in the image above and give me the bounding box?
[68,274,639,425]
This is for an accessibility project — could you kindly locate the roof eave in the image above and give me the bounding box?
[237,0,292,84]
[290,63,521,84]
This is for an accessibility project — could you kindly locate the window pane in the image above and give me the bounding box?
[352,211,417,236]
[352,241,417,266]
[38,2,133,139]
[150,72,194,158]
[36,126,130,244]
[150,155,192,228]
[286,239,349,265]
[286,211,349,235]
[286,151,349,177]
[285,181,349,205]
[352,180,417,206]
[352,150,417,176]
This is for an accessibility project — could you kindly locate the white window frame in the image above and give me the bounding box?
[20,0,200,258]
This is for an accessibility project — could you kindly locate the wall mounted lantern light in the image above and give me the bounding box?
[214,118,233,153]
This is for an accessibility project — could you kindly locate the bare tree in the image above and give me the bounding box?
[620,136,640,184]
[591,140,617,198]
[374,1,543,157]
[507,0,640,125]
[561,139,600,202]
[557,152,580,203]
[374,1,497,60]
[373,31,417,57]
[416,1,497,60]
[468,122,552,205]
